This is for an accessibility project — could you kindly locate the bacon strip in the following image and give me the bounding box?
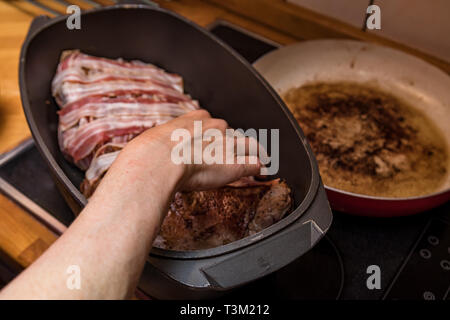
[53,73,182,92]
[62,115,172,162]
[85,150,120,184]
[58,89,197,119]
[74,141,127,171]
[53,51,200,194]
[59,100,197,131]
[53,80,191,106]
[54,51,182,89]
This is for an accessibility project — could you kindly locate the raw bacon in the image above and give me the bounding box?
[61,115,172,162]
[59,98,197,130]
[53,50,199,182]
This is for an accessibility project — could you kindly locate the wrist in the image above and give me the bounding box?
[87,141,184,223]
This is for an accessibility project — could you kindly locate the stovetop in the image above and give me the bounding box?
[0,20,449,300]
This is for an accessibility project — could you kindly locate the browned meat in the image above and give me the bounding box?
[154,179,292,250]
[82,173,292,250]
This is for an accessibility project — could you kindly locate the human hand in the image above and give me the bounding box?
[111,109,262,193]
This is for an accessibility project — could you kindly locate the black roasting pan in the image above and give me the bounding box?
[19,4,332,299]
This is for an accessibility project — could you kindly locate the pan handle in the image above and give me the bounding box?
[201,221,323,290]
[200,186,331,290]
[23,1,160,42]
[24,16,51,43]
[117,0,159,7]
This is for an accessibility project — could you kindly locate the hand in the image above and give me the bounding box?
[114,109,262,192]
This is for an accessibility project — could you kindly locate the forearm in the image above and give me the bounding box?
[0,149,182,300]
[0,110,260,300]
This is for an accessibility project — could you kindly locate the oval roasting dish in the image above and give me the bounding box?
[19,5,332,298]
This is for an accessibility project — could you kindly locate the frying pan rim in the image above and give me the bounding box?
[19,4,322,259]
[324,185,450,202]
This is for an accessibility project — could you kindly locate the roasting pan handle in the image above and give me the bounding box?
[24,15,51,44]
[117,0,159,7]
[200,185,331,291]
[23,2,159,45]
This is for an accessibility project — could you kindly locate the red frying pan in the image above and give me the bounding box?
[254,40,450,217]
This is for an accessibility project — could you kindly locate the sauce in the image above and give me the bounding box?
[282,82,448,198]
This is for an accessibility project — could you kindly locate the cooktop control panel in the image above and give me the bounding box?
[384,218,450,300]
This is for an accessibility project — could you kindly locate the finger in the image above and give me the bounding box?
[182,109,211,120]
[175,109,212,136]
[224,136,261,157]
[230,156,261,178]
[203,118,228,133]
[237,136,260,157]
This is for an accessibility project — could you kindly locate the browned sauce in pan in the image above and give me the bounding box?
[282,82,448,198]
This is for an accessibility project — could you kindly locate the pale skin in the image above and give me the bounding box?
[0,110,261,299]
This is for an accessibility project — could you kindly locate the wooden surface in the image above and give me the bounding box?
[0,0,57,273]
[0,0,32,154]
[0,0,448,280]
[206,0,450,74]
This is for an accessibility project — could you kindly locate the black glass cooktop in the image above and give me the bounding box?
[0,20,449,300]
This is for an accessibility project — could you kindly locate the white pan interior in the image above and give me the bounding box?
[254,39,450,193]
